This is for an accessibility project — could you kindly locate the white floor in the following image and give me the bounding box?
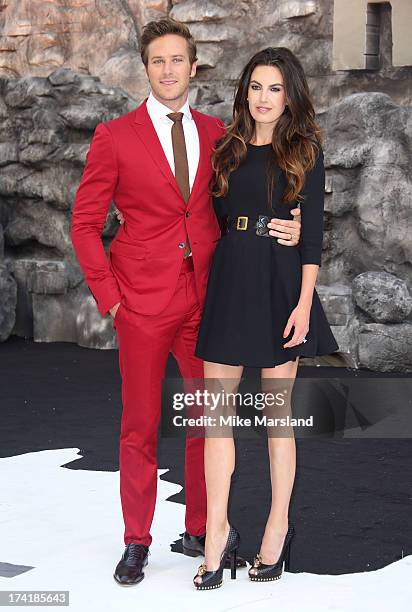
[0,448,410,611]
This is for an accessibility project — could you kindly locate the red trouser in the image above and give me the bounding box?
[113,257,206,546]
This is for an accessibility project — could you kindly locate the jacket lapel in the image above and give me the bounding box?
[188,108,211,208]
[130,101,183,200]
[130,101,213,206]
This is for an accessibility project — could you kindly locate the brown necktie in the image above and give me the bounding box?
[167,112,191,258]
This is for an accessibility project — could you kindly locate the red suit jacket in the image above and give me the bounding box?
[71,101,225,317]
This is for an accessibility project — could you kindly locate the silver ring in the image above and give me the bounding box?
[302,337,307,343]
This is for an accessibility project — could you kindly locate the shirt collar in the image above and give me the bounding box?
[146,91,192,122]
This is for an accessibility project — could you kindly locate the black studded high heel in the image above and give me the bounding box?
[193,525,240,590]
[249,522,295,582]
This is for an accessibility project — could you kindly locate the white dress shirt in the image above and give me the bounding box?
[146,91,200,192]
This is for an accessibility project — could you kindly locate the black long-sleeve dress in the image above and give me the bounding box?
[195,142,339,367]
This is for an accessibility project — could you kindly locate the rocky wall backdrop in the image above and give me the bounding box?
[0,0,411,372]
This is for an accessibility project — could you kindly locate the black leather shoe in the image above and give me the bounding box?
[182,532,206,557]
[113,543,149,586]
[182,532,247,568]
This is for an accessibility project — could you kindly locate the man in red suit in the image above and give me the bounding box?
[71,18,302,585]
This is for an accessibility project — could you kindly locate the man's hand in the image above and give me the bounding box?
[114,207,125,224]
[110,302,121,318]
[267,207,301,246]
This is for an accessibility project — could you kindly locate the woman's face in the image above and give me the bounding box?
[247,65,287,128]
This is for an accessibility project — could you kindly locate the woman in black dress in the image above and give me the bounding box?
[193,47,339,590]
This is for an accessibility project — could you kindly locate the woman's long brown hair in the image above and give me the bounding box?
[212,47,323,206]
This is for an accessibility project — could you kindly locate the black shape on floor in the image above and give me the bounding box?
[1,337,411,574]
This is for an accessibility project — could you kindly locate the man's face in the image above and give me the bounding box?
[145,34,197,105]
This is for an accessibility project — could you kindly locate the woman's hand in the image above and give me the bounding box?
[282,303,310,348]
[114,207,125,224]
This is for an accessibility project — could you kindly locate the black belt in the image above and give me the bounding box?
[228,215,271,237]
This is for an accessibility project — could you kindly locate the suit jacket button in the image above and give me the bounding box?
[185,211,189,218]
[178,242,185,248]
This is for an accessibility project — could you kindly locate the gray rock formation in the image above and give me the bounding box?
[353,271,412,323]
[75,294,118,350]
[0,222,17,342]
[0,69,411,371]
[0,0,411,372]
[1,1,411,113]
[0,0,167,101]
[358,323,412,373]
[0,69,134,345]
[316,283,358,367]
[319,93,412,293]
[0,263,16,341]
[33,289,117,350]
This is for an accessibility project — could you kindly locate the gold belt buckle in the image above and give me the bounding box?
[236,216,248,231]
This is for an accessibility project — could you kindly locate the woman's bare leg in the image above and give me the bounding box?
[249,357,299,574]
[194,360,243,583]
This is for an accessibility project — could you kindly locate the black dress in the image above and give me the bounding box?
[195,143,339,368]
